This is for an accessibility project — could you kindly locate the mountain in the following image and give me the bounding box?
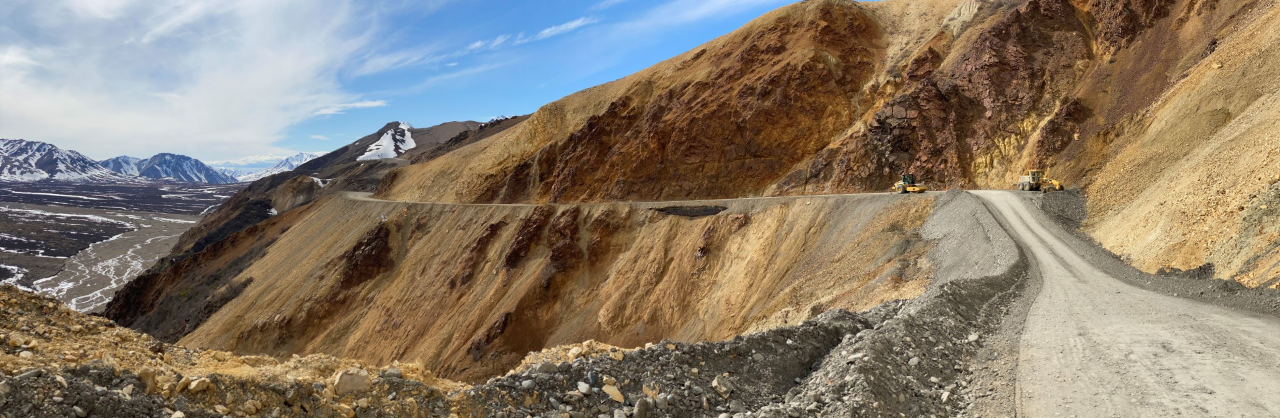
[104,0,1280,392]
[120,119,495,260]
[233,152,325,182]
[0,139,125,182]
[215,167,250,179]
[139,153,239,184]
[99,156,145,176]
[99,153,238,184]
[356,122,416,161]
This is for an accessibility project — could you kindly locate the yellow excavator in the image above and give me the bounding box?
[893,173,928,194]
[1015,169,1064,192]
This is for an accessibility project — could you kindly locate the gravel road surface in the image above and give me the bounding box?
[974,190,1280,417]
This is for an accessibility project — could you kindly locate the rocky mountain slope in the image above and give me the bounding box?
[375,0,1280,284]
[94,0,1280,411]
[0,139,125,182]
[119,191,935,382]
[143,119,504,260]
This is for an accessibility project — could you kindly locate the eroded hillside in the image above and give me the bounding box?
[133,192,935,382]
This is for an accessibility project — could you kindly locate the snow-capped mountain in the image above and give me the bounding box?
[134,153,238,184]
[0,139,125,182]
[234,152,324,182]
[356,122,416,161]
[215,167,250,179]
[100,154,238,184]
[99,156,145,176]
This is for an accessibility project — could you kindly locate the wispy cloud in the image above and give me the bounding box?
[0,0,448,161]
[516,17,599,45]
[415,62,509,90]
[591,0,630,11]
[489,34,511,49]
[314,100,388,116]
[350,45,454,77]
[309,135,330,140]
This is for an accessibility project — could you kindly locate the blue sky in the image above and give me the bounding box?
[0,0,793,167]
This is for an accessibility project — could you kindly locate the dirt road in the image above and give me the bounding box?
[973,190,1280,417]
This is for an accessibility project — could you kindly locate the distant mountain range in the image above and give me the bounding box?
[99,153,237,184]
[1,139,126,182]
[215,152,325,182]
[2,122,449,186]
[0,138,324,185]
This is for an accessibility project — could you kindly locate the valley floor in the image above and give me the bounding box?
[0,201,200,312]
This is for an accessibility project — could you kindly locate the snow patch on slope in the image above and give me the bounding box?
[99,156,145,177]
[356,123,416,161]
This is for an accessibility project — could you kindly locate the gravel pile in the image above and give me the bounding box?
[1027,189,1087,228]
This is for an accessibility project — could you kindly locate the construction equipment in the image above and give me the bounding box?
[1015,169,1064,192]
[893,173,928,194]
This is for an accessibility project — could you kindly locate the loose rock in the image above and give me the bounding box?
[333,368,371,396]
[602,384,624,402]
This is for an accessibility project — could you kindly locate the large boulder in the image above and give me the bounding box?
[332,368,372,396]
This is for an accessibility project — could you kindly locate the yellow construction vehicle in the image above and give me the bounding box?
[893,173,928,194]
[1015,169,1064,192]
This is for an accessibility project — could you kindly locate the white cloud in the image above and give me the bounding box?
[0,0,443,161]
[64,0,137,19]
[314,100,388,116]
[489,34,511,49]
[516,17,599,44]
[411,62,508,91]
[591,0,629,10]
[310,135,330,141]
